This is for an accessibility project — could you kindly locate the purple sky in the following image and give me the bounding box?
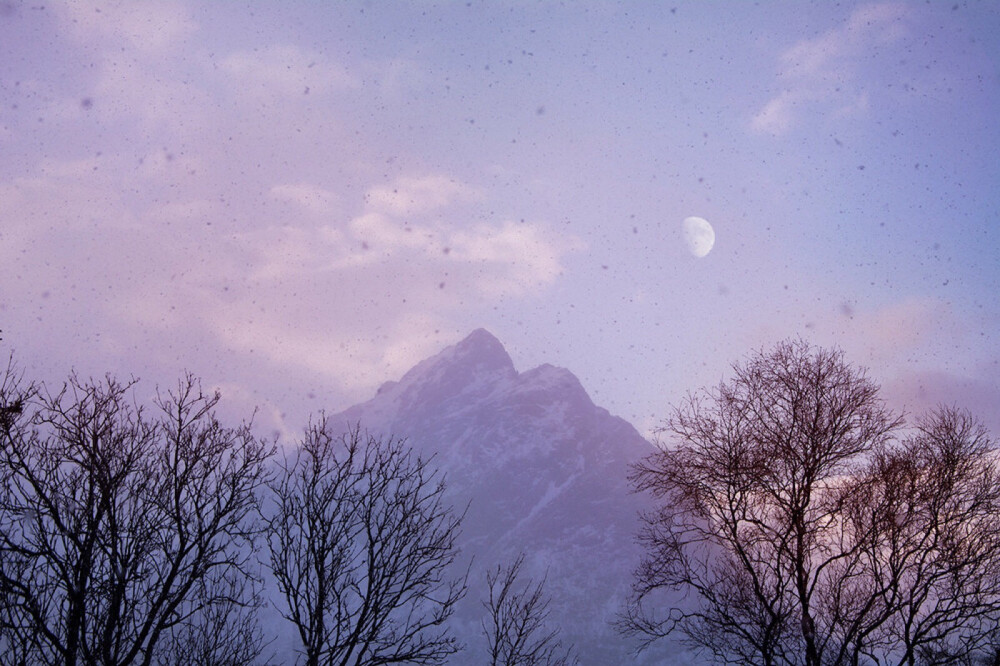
[2,1,999,438]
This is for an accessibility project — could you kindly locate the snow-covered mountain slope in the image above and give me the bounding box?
[328,329,675,665]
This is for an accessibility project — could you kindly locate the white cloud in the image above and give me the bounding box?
[365,175,478,217]
[221,45,357,98]
[846,2,908,42]
[0,169,132,233]
[832,91,871,120]
[752,2,907,135]
[248,174,574,298]
[147,198,218,225]
[242,224,344,280]
[91,63,214,132]
[56,0,197,53]
[779,3,906,79]
[373,58,432,99]
[180,171,580,399]
[45,2,214,139]
[750,91,798,135]
[785,296,968,383]
[846,298,951,358]
[349,212,434,254]
[135,149,202,179]
[207,308,455,402]
[450,220,569,295]
[270,183,339,214]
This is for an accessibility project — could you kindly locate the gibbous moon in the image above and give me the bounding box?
[682,216,715,258]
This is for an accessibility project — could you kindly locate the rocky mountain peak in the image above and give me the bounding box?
[369,329,516,417]
[328,329,664,665]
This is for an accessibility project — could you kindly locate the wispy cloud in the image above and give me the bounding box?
[751,2,907,135]
[195,171,580,397]
[365,175,477,217]
[270,183,340,214]
[751,91,801,135]
[247,173,575,297]
[775,295,969,382]
[221,45,357,98]
[55,0,197,54]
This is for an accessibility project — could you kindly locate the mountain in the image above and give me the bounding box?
[329,329,673,665]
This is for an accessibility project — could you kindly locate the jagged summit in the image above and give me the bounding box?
[517,363,587,397]
[391,329,511,385]
[372,329,516,413]
[414,328,516,380]
[362,330,596,424]
[455,327,508,357]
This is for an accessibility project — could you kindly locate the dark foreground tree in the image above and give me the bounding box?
[0,363,273,666]
[265,420,466,666]
[620,340,1000,666]
[848,407,1000,665]
[482,554,578,666]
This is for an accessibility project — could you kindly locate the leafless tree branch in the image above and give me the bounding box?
[265,420,466,666]
[482,554,578,666]
[0,364,273,666]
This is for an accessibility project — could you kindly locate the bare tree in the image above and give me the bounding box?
[482,554,577,666]
[0,356,22,430]
[846,408,1000,666]
[265,420,466,666]
[620,341,1000,666]
[152,568,272,666]
[0,366,273,666]
[619,340,903,666]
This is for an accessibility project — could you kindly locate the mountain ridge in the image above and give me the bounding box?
[328,329,676,665]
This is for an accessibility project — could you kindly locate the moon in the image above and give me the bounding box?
[682,216,715,258]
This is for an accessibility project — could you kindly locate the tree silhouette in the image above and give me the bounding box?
[482,554,578,666]
[847,407,1000,664]
[621,340,1000,666]
[265,420,466,666]
[0,366,273,666]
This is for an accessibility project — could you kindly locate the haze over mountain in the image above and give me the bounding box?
[329,329,676,664]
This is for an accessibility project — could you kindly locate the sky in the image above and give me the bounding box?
[2,0,999,440]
